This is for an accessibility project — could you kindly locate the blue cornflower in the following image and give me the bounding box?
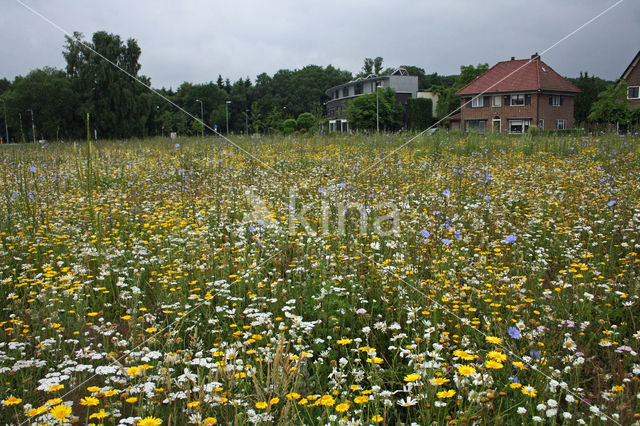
[508,327,522,339]
[441,238,452,245]
[504,234,517,244]
[421,229,430,238]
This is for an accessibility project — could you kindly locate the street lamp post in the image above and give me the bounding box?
[376,81,381,133]
[225,101,231,134]
[27,109,35,143]
[245,110,249,135]
[195,99,204,138]
[0,99,8,144]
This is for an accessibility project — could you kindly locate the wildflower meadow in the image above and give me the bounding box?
[0,132,639,425]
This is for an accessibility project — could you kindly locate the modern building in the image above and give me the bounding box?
[621,50,640,109]
[324,68,418,131]
[454,54,580,133]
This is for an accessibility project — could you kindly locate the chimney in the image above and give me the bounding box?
[511,56,515,61]
[531,52,540,61]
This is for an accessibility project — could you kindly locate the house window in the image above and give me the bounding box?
[471,97,484,108]
[354,83,363,95]
[551,95,562,106]
[510,94,525,106]
[556,119,567,130]
[492,96,502,107]
[628,86,640,99]
[508,119,530,134]
[466,120,487,132]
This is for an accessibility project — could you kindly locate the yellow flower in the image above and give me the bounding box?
[269,397,280,405]
[87,386,102,393]
[104,389,119,397]
[87,312,99,317]
[138,416,163,426]
[337,338,353,345]
[286,392,301,400]
[47,384,65,392]
[436,389,456,398]
[186,401,200,408]
[255,401,268,409]
[335,402,350,413]
[80,396,100,406]
[126,397,138,403]
[457,365,476,376]
[127,366,141,377]
[403,373,421,382]
[3,396,22,406]
[485,336,503,345]
[203,418,217,425]
[509,383,522,389]
[521,385,537,397]
[90,409,108,419]
[453,349,475,360]
[372,415,384,423]
[318,394,335,406]
[485,360,504,369]
[46,397,63,406]
[27,405,47,416]
[50,404,72,422]
[354,395,369,404]
[487,351,507,362]
[145,327,158,333]
[430,377,450,385]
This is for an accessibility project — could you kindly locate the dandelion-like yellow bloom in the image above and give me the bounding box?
[27,406,47,416]
[126,397,138,404]
[203,418,217,425]
[485,336,503,344]
[318,394,336,406]
[80,396,100,406]
[509,383,522,389]
[47,384,65,392]
[138,416,162,426]
[354,395,369,404]
[186,401,200,408]
[50,404,72,423]
[87,386,101,393]
[430,377,450,385]
[2,396,22,406]
[436,389,456,398]
[403,373,421,382]
[337,338,353,345]
[270,397,280,405]
[89,409,108,419]
[127,366,141,377]
[457,365,476,376]
[372,415,384,423]
[335,402,350,413]
[485,360,504,369]
[487,351,507,362]
[286,392,301,400]
[453,349,475,360]
[104,389,119,397]
[255,401,268,409]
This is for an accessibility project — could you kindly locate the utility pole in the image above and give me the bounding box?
[245,110,249,135]
[376,81,381,133]
[225,101,231,134]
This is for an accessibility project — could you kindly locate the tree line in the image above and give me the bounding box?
[0,30,625,142]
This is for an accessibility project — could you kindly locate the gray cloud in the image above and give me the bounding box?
[1,0,638,89]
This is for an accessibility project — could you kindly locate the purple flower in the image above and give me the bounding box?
[508,327,521,339]
[443,189,451,197]
[248,225,256,233]
[174,143,180,148]
[441,238,452,245]
[607,200,616,207]
[421,229,430,238]
[29,166,37,173]
[257,219,264,226]
[318,187,325,193]
[504,234,517,244]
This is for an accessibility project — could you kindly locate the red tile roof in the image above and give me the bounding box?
[456,57,580,96]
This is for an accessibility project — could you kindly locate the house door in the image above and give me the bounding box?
[492,119,501,133]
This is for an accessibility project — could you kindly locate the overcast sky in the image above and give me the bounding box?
[1,0,638,89]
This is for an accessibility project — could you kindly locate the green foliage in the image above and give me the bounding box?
[406,98,434,130]
[2,67,78,141]
[282,118,297,134]
[296,112,316,132]
[435,63,489,118]
[571,72,600,124]
[588,82,634,125]
[345,87,403,131]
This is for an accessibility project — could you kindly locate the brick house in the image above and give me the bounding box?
[455,54,580,133]
[621,50,640,109]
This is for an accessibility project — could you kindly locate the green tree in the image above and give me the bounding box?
[407,98,434,130]
[63,31,152,139]
[436,63,489,118]
[296,112,315,132]
[572,72,599,125]
[3,67,78,140]
[282,118,297,134]
[345,87,403,131]
[588,82,633,126]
